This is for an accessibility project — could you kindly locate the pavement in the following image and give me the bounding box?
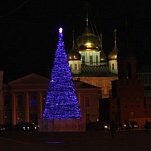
[0,129,151,151]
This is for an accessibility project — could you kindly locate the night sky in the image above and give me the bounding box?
[0,0,151,82]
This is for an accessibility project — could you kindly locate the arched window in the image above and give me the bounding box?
[90,56,93,64]
[112,64,114,70]
[70,64,72,70]
[96,55,98,65]
[82,56,85,64]
[30,93,37,108]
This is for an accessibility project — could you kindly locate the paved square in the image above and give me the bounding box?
[0,130,151,151]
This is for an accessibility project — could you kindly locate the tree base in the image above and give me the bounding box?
[38,119,86,132]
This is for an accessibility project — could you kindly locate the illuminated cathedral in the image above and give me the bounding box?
[67,14,118,99]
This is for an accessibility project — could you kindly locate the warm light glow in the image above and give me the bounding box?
[86,42,92,48]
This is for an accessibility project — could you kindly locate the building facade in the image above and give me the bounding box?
[110,55,151,128]
[0,73,100,126]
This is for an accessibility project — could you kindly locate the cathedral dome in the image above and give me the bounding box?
[68,50,81,60]
[68,30,81,61]
[108,47,118,60]
[108,29,118,60]
[76,26,101,51]
[99,34,107,62]
[100,50,107,62]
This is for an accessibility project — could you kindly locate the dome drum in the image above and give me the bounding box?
[108,49,118,60]
[68,51,81,60]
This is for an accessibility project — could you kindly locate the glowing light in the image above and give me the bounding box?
[86,42,92,48]
[42,27,82,120]
[59,27,63,33]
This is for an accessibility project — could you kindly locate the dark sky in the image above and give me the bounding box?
[0,0,151,82]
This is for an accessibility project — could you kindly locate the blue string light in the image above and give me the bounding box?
[43,27,82,120]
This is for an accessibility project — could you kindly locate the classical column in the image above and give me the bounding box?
[38,92,43,120]
[12,93,17,126]
[25,92,30,122]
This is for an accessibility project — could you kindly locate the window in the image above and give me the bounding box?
[130,111,134,118]
[70,64,72,70]
[90,56,93,64]
[96,55,98,65]
[82,56,85,64]
[30,94,37,108]
[112,64,114,70]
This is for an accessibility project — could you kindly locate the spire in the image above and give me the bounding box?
[72,29,76,50]
[99,33,103,50]
[71,29,79,53]
[86,1,89,27]
[113,29,117,49]
[99,33,107,63]
[68,29,81,60]
[76,2,100,51]
[108,29,118,60]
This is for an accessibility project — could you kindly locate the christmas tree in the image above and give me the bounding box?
[43,27,82,120]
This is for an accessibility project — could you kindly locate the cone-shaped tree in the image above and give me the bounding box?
[43,27,82,119]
